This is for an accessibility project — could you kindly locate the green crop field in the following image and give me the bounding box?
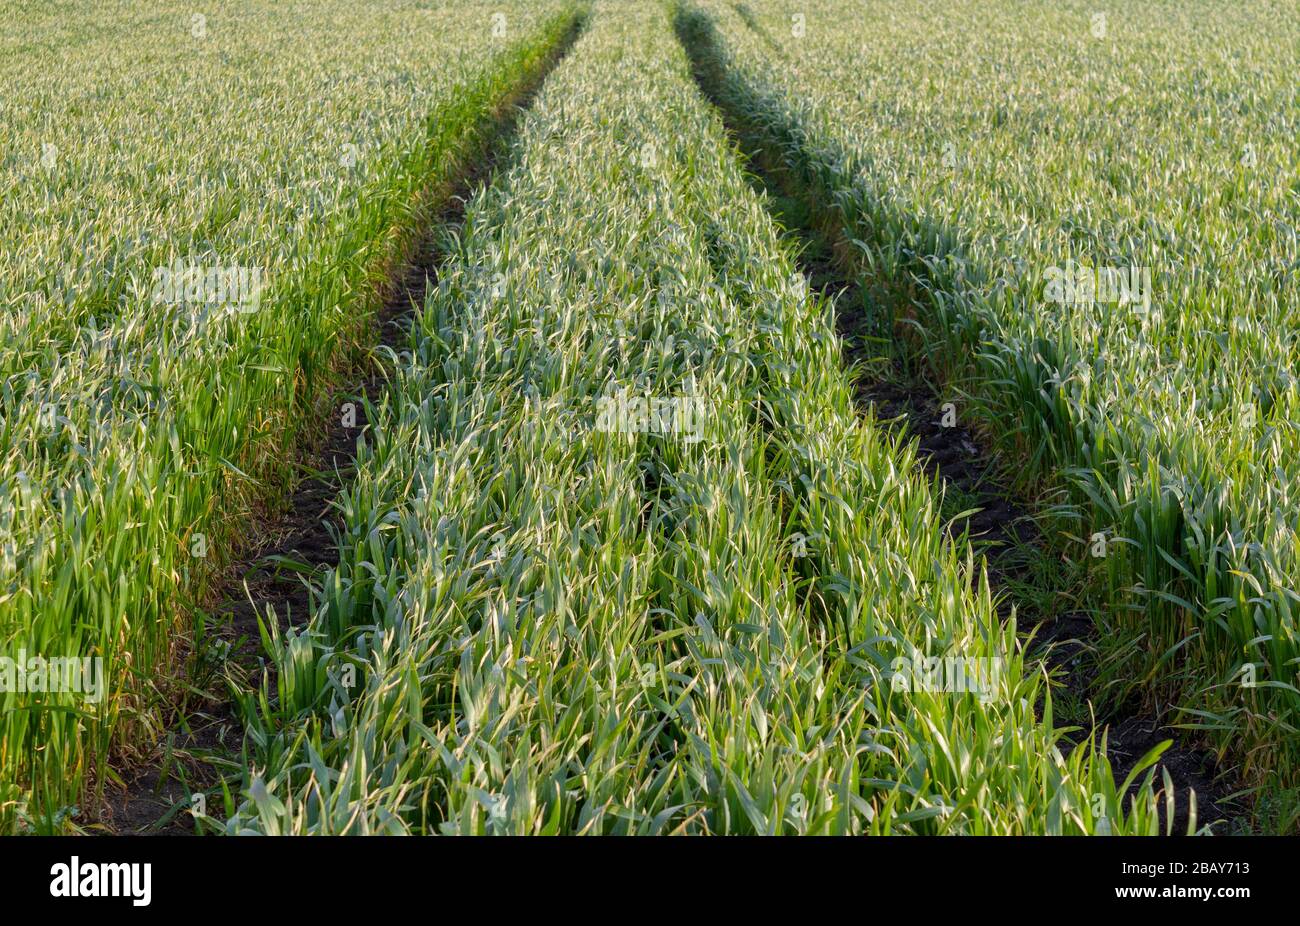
[676,0,1300,829]
[0,0,575,832]
[0,0,1296,847]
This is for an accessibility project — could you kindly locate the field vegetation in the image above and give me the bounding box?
[2,0,1292,835]
[678,0,1300,828]
[219,1,1167,835]
[0,0,577,833]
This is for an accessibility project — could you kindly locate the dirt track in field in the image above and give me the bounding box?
[98,18,584,835]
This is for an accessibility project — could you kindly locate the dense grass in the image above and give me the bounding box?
[677,0,1299,826]
[0,0,579,833]
[220,0,1170,835]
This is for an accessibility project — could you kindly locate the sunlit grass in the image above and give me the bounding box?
[678,0,1300,824]
[222,0,1165,835]
[0,0,578,833]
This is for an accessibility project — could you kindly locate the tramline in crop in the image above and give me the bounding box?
[678,0,1299,828]
[222,0,1164,835]
[5,0,1281,837]
[0,0,577,834]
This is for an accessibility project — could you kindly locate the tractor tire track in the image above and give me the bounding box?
[98,15,585,834]
[674,5,1238,835]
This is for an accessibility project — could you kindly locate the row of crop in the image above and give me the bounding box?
[221,0,1166,835]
